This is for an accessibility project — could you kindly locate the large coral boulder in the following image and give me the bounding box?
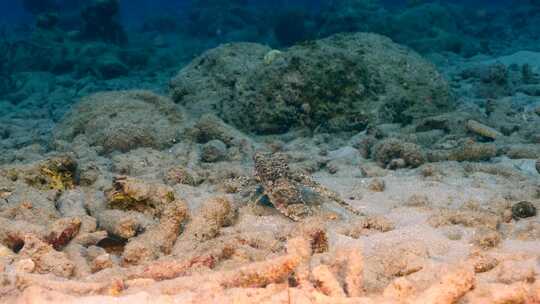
[53,90,183,153]
[170,33,453,134]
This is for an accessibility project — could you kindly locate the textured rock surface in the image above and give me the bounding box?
[171,33,453,134]
[53,90,183,153]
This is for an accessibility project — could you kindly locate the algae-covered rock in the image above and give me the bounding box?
[171,33,453,134]
[53,90,183,154]
[105,176,177,216]
[2,154,77,191]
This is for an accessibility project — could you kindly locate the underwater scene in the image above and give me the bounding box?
[0,0,539,303]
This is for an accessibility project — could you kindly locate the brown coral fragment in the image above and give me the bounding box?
[122,200,188,265]
[342,248,364,298]
[312,264,347,297]
[428,209,500,230]
[181,196,235,243]
[466,119,503,140]
[46,217,81,250]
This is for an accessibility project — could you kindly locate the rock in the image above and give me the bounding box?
[201,140,227,163]
[372,138,426,169]
[511,201,537,219]
[94,54,128,79]
[53,90,183,154]
[536,159,540,174]
[171,32,452,134]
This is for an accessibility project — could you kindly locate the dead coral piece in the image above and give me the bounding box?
[427,139,498,162]
[180,196,234,243]
[312,264,347,297]
[466,119,503,140]
[253,152,362,221]
[466,282,533,304]
[15,273,122,296]
[156,240,304,294]
[429,209,500,230]
[472,227,501,249]
[45,217,81,250]
[411,267,475,304]
[496,260,536,284]
[0,217,47,251]
[337,216,394,239]
[105,176,177,216]
[467,250,499,273]
[96,209,154,239]
[122,200,188,265]
[464,162,528,181]
[384,277,417,301]
[291,218,329,254]
[90,253,114,273]
[19,234,75,278]
[372,138,426,169]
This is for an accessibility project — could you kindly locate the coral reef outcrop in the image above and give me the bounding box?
[171,33,453,134]
[53,90,183,154]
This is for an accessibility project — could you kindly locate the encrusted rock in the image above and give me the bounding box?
[372,138,426,169]
[53,90,182,154]
[201,140,227,163]
[7,154,78,191]
[171,33,452,134]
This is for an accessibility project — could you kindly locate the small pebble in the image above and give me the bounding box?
[388,158,406,170]
[511,201,537,219]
